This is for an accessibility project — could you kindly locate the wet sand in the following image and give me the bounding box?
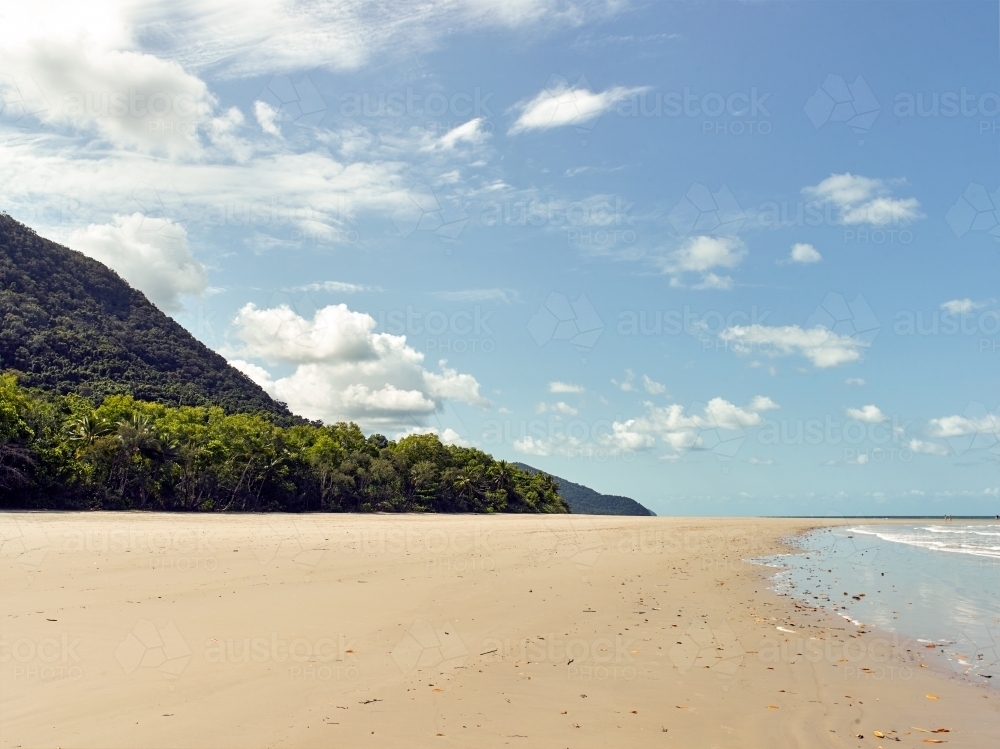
[2,512,998,748]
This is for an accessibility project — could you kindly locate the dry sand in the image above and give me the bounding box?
[1,512,997,748]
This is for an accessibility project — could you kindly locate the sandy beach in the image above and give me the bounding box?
[2,513,997,748]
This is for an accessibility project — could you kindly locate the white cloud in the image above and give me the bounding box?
[719,324,869,368]
[510,393,778,460]
[1,136,403,247]
[664,235,746,272]
[642,375,666,395]
[435,118,490,149]
[846,404,887,423]
[0,7,215,154]
[70,213,207,311]
[395,425,469,447]
[908,439,949,456]
[803,173,921,226]
[205,106,253,162]
[940,298,987,315]
[929,412,1000,438]
[601,396,779,456]
[748,395,780,412]
[154,0,621,78]
[227,303,489,429]
[535,401,578,416]
[294,281,380,293]
[612,369,636,392]
[845,377,866,386]
[513,435,552,457]
[659,236,745,290]
[253,100,281,136]
[548,381,585,394]
[692,273,733,291]
[509,80,647,134]
[788,242,821,264]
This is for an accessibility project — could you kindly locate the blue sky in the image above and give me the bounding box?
[1,1,998,515]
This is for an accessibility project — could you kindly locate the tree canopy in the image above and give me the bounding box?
[0,373,569,514]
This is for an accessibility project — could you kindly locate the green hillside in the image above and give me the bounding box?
[0,214,296,422]
[514,463,655,516]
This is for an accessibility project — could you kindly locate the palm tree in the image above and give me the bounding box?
[66,414,113,447]
[488,460,516,491]
[116,414,161,459]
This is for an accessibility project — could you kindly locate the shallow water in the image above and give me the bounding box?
[753,523,1000,685]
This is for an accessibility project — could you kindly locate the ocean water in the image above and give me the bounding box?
[754,523,1000,684]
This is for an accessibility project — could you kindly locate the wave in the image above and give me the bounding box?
[846,524,1000,559]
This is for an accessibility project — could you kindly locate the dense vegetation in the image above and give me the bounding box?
[515,463,654,516]
[0,214,296,422]
[0,374,569,513]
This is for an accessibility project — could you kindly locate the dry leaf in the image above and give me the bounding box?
[767,705,779,709]
[926,694,939,699]
[923,740,946,744]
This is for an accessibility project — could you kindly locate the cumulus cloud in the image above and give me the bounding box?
[788,242,822,264]
[254,100,281,136]
[509,79,647,134]
[535,401,578,416]
[511,395,778,460]
[719,324,869,368]
[612,369,636,392]
[642,375,666,395]
[602,396,780,455]
[395,425,469,446]
[846,404,887,423]
[548,381,585,394]
[71,213,207,311]
[659,235,746,290]
[803,173,921,226]
[908,439,949,456]
[940,298,988,315]
[0,5,215,154]
[227,302,490,429]
[929,411,1000,438]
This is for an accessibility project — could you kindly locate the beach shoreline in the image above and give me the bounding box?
[2,513,998,747]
